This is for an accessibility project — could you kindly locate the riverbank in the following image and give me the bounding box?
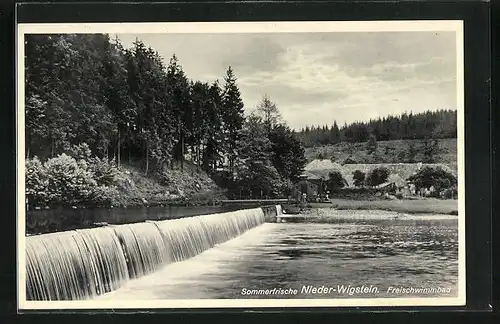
[285,198,458,215]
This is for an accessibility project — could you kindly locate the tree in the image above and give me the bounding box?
[101,35,135,168]
[422,138,440,163]
[327,171,347,191]
[406,142,417,163]
[268,124,306,184]
[366,133,378,154]
[365,167,390,187]
[202,81,224,173]
[25,95,48,158]
[295,110,457,148]
[407,166,457,196]
[221,66,245,176]
[352,170,365,187]
[234,115,283,197]
[255,95,282,133]
[166,54,191,172]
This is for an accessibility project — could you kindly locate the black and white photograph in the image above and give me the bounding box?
[17,21,465,309]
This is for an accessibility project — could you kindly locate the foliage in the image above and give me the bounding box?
[25,154,119,208]
[407,166,457,194]
[66,142,92,161]
[42,154,100,206]
[327,171,346,191]
[365,167,390,187]
[352,170,366,187]
[268,124,306,183]
[25,157,49,207]
[24,34,307,205]
[297,110,457,148]
[24,34,242,177]
[254,95,282,132]
[234,115,284,197]
[366,134,377,154]
[422,139,440,163]
[221,66,245,175]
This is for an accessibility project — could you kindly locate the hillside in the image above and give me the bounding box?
[109,161,226,208]
[304,138,457,165]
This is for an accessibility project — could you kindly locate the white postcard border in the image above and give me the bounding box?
[16,20,466,310]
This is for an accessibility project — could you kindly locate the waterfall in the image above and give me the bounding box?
[26,227,129,301]
[275,204,283,216]
[25,208,265,301]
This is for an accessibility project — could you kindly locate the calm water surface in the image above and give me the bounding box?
[98,211,458,300]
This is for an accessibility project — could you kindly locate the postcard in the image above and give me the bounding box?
[17,20,465,310]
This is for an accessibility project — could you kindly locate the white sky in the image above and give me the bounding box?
[116,32,457,130]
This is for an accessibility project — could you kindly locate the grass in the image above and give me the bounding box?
[308,198,458,215]
[304,138,457,165]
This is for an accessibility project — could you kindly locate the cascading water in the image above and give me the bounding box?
[25,227,129,301]
[25,207,266,301]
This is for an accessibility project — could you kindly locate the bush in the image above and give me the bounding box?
[65,142,92,161]
[25,157,48,207]
[25,153,121,208]
[88,157,120,186]
[407,166,457,197]
[327,171,347,190]
[365,167,390,187]
[352,170,365,187]
[43,153,98,206]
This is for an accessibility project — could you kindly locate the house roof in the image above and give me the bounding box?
[300,171,322,180]
[375,182,395,189]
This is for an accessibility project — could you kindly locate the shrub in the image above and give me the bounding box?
[365,167,390,187]
[327,171,347,191]
[88,157,120,186]
[407,166,457,197]
[352,170,365,187]
[92,184,120,206]
[66,142,92,161]
[25,157,48,207]
[25,153,121,208]
[366,134,377,154]
[43,153,98,206]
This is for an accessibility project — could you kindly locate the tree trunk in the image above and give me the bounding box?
[180,132,184,171]
[51,138,54,158]
[145,141,149,176]
[117,128,121,169]
[26,132,31,159]
[128,141,131,164]
[196,143,200,171]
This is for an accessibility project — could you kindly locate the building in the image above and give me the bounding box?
[291,172,322,201]
[375,182,397,193]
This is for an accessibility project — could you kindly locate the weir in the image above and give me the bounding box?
[25,206,283,301]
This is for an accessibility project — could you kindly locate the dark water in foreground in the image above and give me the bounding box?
[98,212,458,300]
[26,205,238,235]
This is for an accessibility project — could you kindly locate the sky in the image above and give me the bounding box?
[116,32,457,130]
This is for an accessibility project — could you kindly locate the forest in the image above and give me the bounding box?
[296,109,457,148]
[24,33,457,209]
[24,34,305,207]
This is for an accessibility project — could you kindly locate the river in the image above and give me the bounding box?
[96,210,458,300]
[26,205,238,235]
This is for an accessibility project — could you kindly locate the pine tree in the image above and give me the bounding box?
[166,54,191,171]
[221,66,245,177]
[235,115,282,197]
[203,81,224,173]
